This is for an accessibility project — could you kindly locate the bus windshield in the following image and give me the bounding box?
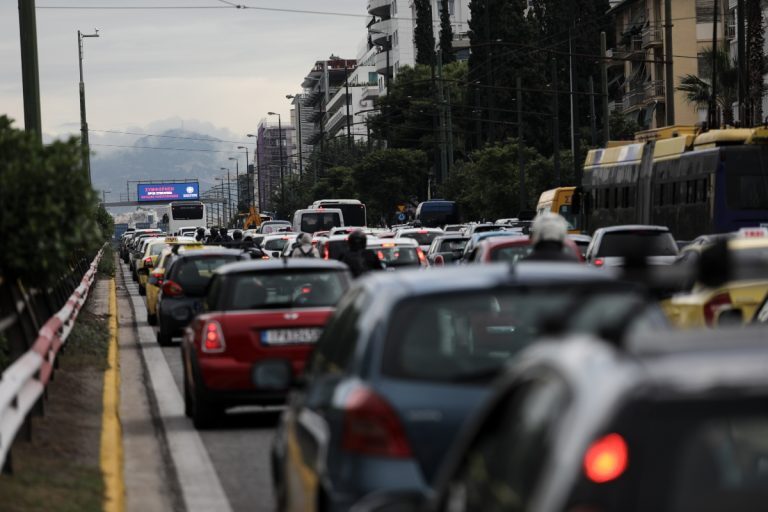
[171,203,204,220]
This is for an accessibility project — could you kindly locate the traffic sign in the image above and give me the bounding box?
[397,203,407,213]
[396,212,407,222]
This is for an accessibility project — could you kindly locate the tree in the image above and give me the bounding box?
[609,111,642,141]
[413,0,436,66]
[746,0,765,124]
[677,46,738,126]
[439,0,455,64]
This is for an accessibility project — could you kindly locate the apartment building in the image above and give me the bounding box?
[255,120,295,213]
[609,0,728,129]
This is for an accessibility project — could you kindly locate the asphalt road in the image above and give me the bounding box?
[120,261,280,512]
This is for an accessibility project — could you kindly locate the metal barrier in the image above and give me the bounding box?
[0,247,104,472]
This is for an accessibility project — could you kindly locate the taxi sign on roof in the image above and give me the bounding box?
[737,227,768,238]
[164,236,179,243]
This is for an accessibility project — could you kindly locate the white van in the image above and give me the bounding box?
[292,208,345,234]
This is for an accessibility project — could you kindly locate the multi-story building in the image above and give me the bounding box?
[255,120,295,213]
[323,49,380,142]
[609,0,728,129]
[368,0,416,87]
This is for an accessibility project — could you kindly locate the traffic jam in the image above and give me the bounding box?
[118,159,768,512]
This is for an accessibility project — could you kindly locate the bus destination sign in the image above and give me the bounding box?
[137,182,199,202]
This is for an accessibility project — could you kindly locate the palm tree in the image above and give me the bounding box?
[746,0,765,124]
[677,47,738,126]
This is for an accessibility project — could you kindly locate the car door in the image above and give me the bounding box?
[281,288,369,512]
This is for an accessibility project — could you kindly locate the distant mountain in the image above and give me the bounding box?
[90,128,240,205]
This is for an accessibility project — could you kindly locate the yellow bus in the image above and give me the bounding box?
[536,186,581,233]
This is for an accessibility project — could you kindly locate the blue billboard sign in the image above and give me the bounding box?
[137,182,199,202]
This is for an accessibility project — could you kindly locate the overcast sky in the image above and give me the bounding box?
[1,0,367,144]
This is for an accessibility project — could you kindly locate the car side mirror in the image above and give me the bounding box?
[350,490,428,512]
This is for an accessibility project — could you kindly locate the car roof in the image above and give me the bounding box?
[596,224,671,233]
[214,258,349,275]
[396,227,443,233]
[358,262,617,298]
[477,236,532,249]
[433,234,469,241]
[172,248,243,260]
[368,238,418,247]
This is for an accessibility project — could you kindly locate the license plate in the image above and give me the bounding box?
[261,328,323,345]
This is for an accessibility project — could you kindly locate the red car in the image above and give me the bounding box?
[469,236,584,263]
[182,259,351,428]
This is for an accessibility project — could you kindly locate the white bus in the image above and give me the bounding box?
[310,199,366,227]
[168,201,206,234]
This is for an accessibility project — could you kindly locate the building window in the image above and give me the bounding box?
[394,30,399,47]
[438,0,455,16]
[392,0,396,15]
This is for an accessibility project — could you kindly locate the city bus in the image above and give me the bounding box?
[310,199,367,227]
[415,200,461,228]
[168,201,206,234]
[581,127,768,240]
[536,187,581,234]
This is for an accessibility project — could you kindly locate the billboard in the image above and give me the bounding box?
[137,182,199,202]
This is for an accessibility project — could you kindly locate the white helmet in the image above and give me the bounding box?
[531,212,568,244]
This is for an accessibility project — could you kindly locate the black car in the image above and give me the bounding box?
[355,326,768,512]
[156,248,244,345]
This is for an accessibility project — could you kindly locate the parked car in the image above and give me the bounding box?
[353,326,768,512]
[156,248,244,345]
[585,225,678,267]
[182,259,351,428]
[271,263,667,512]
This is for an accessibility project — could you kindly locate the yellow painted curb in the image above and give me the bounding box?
[100,278,125,512]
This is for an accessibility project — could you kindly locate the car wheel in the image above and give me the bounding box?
[191,376,218,430]
[157,322,172,346]
[147,311,157,326]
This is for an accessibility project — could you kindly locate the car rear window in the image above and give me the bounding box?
[150,243,168,256]
[597,231,678,257]
[226,270,349,310]
[300,212,341,233]
[263,238,291,251]
[439,239,468,252]
[400,231,440,245]
[382,289,654,383]
[173,256,239,295]
[566,398,768,512]
[324,240,350,260]
[374,246,420,267]
[489,245,533,263]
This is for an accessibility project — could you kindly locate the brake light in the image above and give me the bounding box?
[202,320,226,353]
[342,387,412,458]
[417,248,427,265]
[703,292,732,326]
[151,270,164,285]
[584,433,628,483]
[377,250,385,260]
[323,244,330,260]
[418,230,428,234]
[593,258,604,267]
[162,280,184,297]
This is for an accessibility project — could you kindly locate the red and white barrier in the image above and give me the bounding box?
[0,247,104,469]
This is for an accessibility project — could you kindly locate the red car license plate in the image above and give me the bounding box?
[261,328,323,345]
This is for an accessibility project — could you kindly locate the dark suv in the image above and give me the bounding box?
[156,248,243,345]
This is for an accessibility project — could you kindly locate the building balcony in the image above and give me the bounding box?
[362,85,380,101]
[641,23,663,48]
[370,19,394,45]
[326,109,349,136]
[620,80,666,112]
[374,50,391,75]
[367,0,390,18]
[326,90,349,115]
[307,109,324,123]
[644,80,665,101]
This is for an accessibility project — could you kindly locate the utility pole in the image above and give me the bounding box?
[445,73,454,177]
[237,145,252,209]
[736,0,747,124]
[600,32,610,143]
[589,76,597,146]
[664,0,675,125]
[552,58,561,186]
[344,66,352,149]
[709,0,720,128]
[228,156,240,213]
[569,28,582,185]
[517,76,526,212]
[436,49,448,185]
[18,0,42,143]
[78,29,99,184]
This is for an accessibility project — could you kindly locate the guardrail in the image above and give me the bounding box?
[0,247,104,473]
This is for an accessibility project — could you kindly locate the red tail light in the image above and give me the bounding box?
[377,250,385,261]
[416,248,427,265]
[593,258,604,267]
[584,433,628,483]
[703,292,732,326]
[202,320,226,353]
[143,257,153,266]
[342,387,412,458]
[323,245,330,260]
[151,271,164,285]
[162,280,184,297]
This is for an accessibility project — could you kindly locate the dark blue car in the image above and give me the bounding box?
[270,263,668,512]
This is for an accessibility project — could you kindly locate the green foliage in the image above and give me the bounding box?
[413,0,436,66]
[747,0,765,123]
[0,116,101,287]
[97,246,115,277]
[445,139,575,220]
[94,204,114,242]
[439,0,455,64]
[609,111,642,141]
[677,46,738,126]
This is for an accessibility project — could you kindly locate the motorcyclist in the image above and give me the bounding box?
[195,227,206,242]
[338,229,384,277]
[290,232,320,258]
[219,227,233,244]
[523,212,580,262]
[205,227,220,245]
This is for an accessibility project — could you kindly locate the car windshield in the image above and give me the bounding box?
[401,231,440,245]
[597,231,678,257]
[566,398,768,512]
[226,270,349,310]
[173,256,239,296]
[382,288,654,383]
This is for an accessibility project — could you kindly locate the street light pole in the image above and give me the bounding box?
[286,94,304,177]
[237,145,252,210]
[228,156,240,214]
[219,168,232,226]
[267,112,285,218]
[247,133,261,211]
[78,29,99,184]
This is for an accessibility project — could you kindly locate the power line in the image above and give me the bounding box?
[91,143,242,153]
[90,129,254,145]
